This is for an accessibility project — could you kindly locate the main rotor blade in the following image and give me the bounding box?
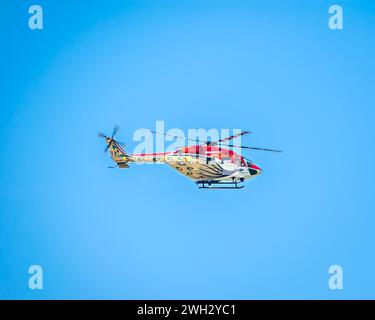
[147,130,201,143]
[213,131,252,145]
[221,144,282,152]
[147,130,248,145]
[246,147,282,152]
[146,129,259,149]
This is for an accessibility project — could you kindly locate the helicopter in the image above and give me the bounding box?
[98,127,281,189]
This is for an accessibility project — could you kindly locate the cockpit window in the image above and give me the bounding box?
[221,157,231,163]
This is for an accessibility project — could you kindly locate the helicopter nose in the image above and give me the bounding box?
[249,163,262,176]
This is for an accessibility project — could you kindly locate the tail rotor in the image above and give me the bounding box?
[97,126,124,153]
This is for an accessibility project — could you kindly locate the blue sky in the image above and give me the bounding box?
[1,0,375,299]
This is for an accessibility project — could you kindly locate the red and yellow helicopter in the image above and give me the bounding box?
[98,127,281,189]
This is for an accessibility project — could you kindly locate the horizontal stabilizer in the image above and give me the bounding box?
[118,162,129,169]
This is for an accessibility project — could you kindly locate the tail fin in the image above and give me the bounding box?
[98,127,131,169]
[106,138,130,168]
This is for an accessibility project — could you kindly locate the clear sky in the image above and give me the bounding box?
[1,0,375,299]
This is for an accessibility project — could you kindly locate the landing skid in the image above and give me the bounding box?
[196,180,245,189]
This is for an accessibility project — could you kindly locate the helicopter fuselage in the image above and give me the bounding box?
[113,144,262,183]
